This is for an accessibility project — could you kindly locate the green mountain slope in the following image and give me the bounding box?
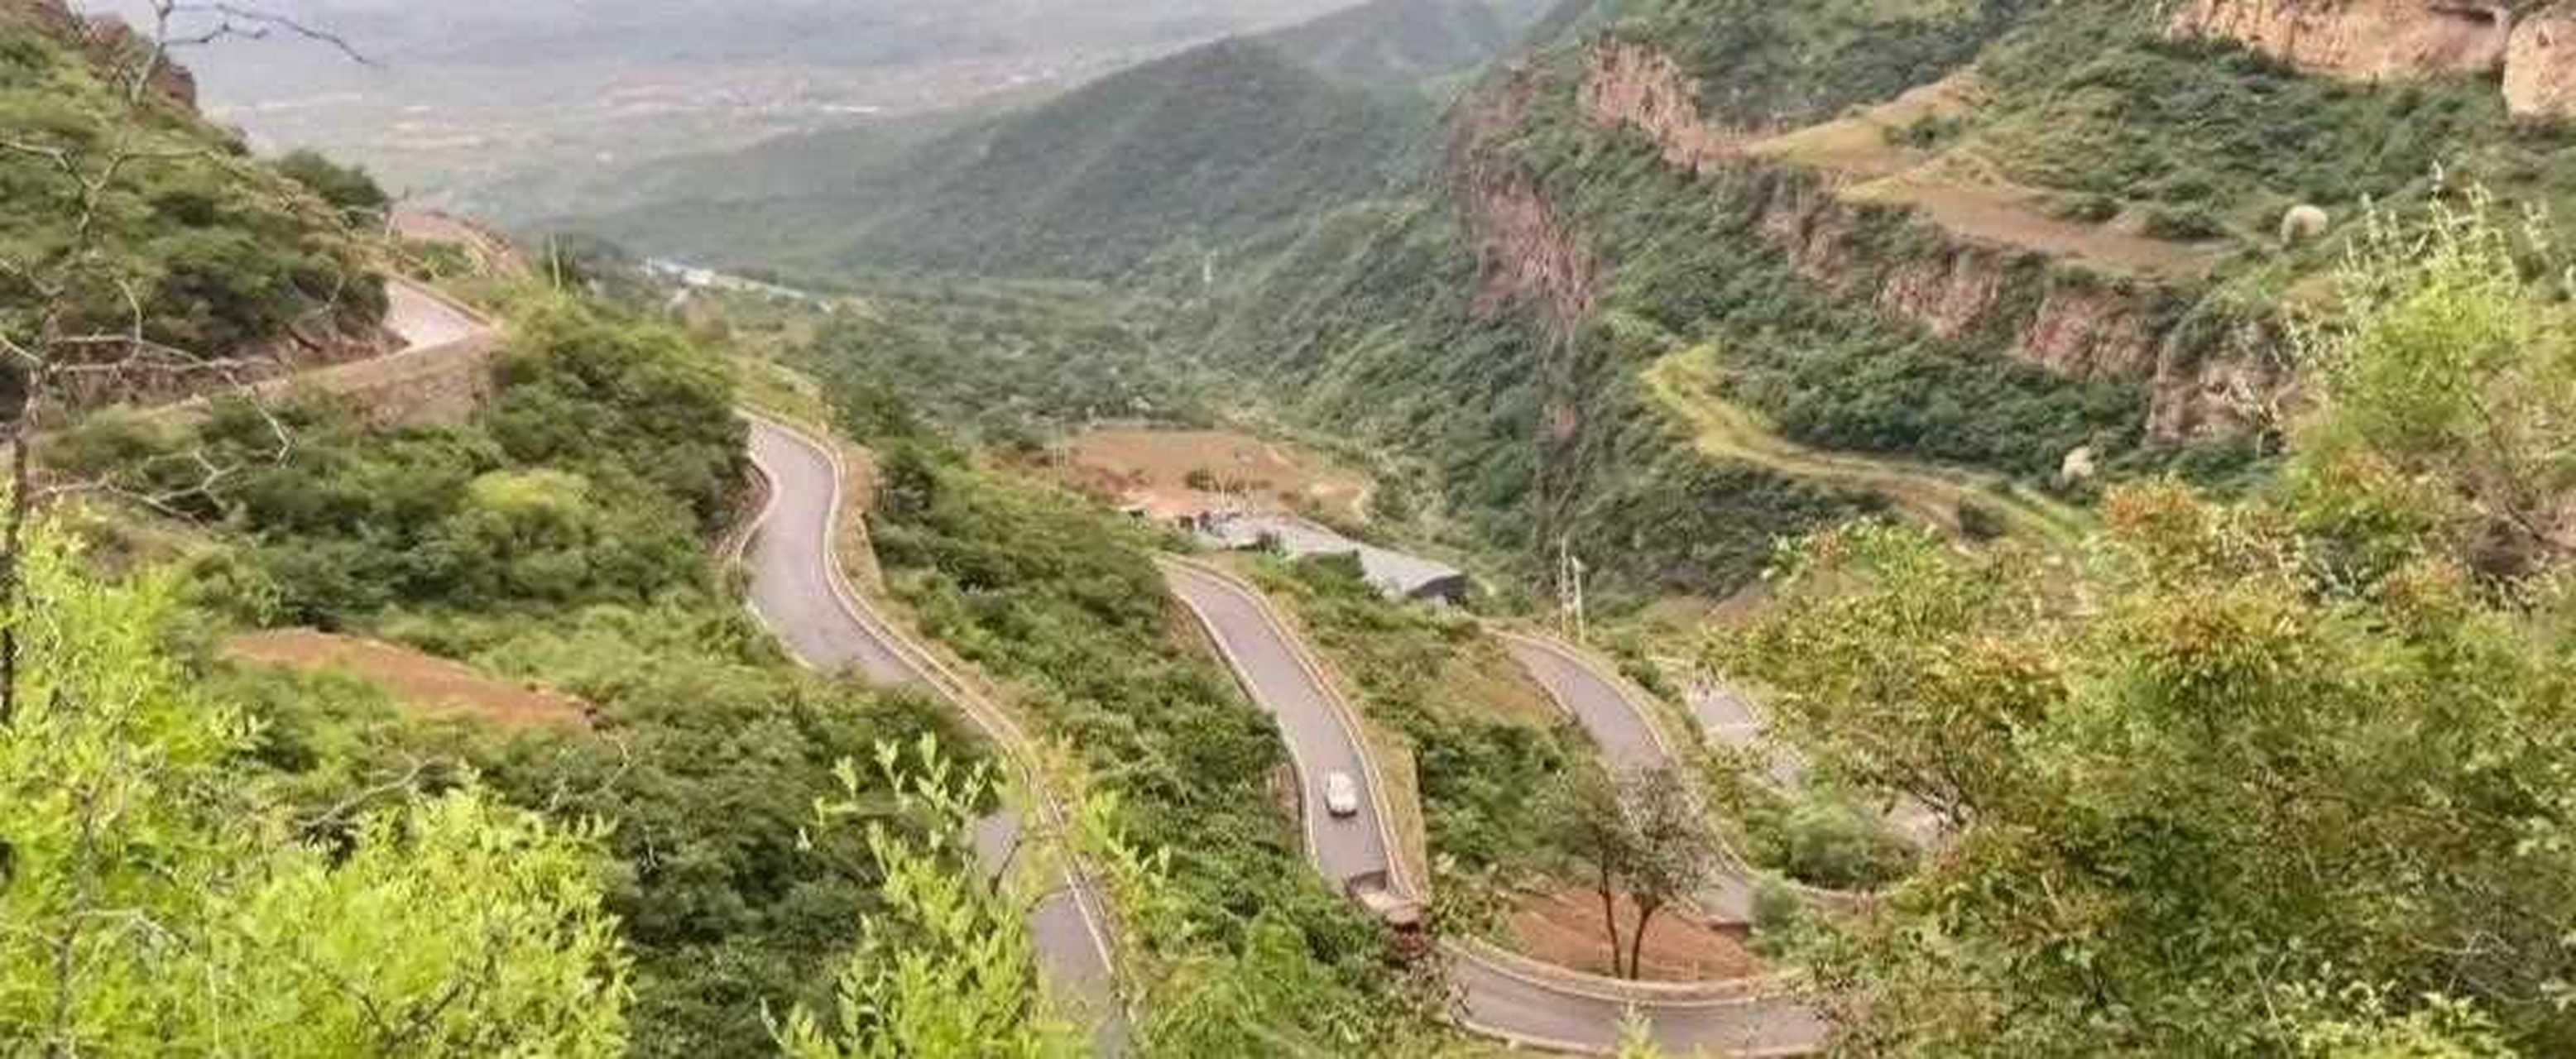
[1,0,386,370]
[590,0,2576,607]
[1256,0,1529,88]
[1170,0,2576,597]
[561,39,1431,280]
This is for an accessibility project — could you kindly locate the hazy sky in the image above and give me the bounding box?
[80,0,1378,210]
[91,0,1362,88]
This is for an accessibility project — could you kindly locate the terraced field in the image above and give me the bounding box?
[1643,345,2090,551]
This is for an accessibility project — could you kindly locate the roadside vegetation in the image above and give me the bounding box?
[37,283,989,1056]
[0,518,631,1055]
[799,280,1208,449]
[857,430,1455,1054]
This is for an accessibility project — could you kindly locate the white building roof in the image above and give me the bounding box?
[1202,515,1467,601]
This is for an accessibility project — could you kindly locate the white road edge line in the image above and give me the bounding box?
[734,410,1128,1014]
[1161,559,1825,1052]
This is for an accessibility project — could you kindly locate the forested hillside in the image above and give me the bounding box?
[21,0,2576,1055]
[1161,0,2576,598]
[568,38,1432,280]
[0,0,387,385]
[584,0,2576,605]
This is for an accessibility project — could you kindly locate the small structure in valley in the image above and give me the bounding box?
[1194,512,1470,604]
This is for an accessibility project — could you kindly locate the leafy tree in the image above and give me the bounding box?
[485,297,746,527]
[274,147,391,219]
[1721,490,2576,1053]
[1540,765,1722,980]
[0,520,630,1055]
[773,738,1084,1059]
[1613,767,1723,982]
[1708,204,2576,1057]
[1542,767,1634,975]
[406,600,970,1059]
[2290,194,2576,579]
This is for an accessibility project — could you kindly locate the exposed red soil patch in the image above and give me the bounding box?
[224,630,589,730]
[1060,427,1370,522]
[1504,888,1763,983]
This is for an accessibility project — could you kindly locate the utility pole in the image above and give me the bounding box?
[1557,537,1587,645]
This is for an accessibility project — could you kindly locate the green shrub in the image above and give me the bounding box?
[274,148,391,218]
[2143,204,2227,242]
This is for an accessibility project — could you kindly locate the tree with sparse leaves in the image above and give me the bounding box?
[0,1,380,722]
[1542,766,1722,980]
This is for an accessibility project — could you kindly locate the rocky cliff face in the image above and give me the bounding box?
[1451,74,1601,342]
[2167,0,2511,81]
[2507,3,2576,117]
[1748,177,2267,440]
[1579,41,1745,174]
[1581,40,2271,442]
[7,0,199,110]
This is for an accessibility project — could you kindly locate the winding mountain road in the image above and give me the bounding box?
[1163,561,1406,893]
[381,276,1814,1054]
[738,417,1129,1055]
[1163,560,1827,1056]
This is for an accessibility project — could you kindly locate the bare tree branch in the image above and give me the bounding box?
[2,3,371,726]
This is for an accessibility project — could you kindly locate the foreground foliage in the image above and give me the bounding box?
[775,739,1085,1059]
[0,522,630,1055]
[51,290,985,1056]
[1715,207,2576,1056]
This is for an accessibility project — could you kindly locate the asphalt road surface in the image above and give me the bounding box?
[1166,564,1826,1056]
[741,418,1128,1054]
[1447,953,1829,1057]
[382,280,483,349]
[1502,634,1762,922]
[1163,561,1399,893]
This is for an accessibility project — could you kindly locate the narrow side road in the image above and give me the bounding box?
[1163,559,1827,1057]
[739,416,1130,1055]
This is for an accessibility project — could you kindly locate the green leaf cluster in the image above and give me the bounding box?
[1710,208,2576,1056]
[0,520,630,1056]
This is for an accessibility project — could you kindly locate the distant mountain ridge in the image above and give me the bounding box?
[557,35,1436,280]
[1259,0,1551,87]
